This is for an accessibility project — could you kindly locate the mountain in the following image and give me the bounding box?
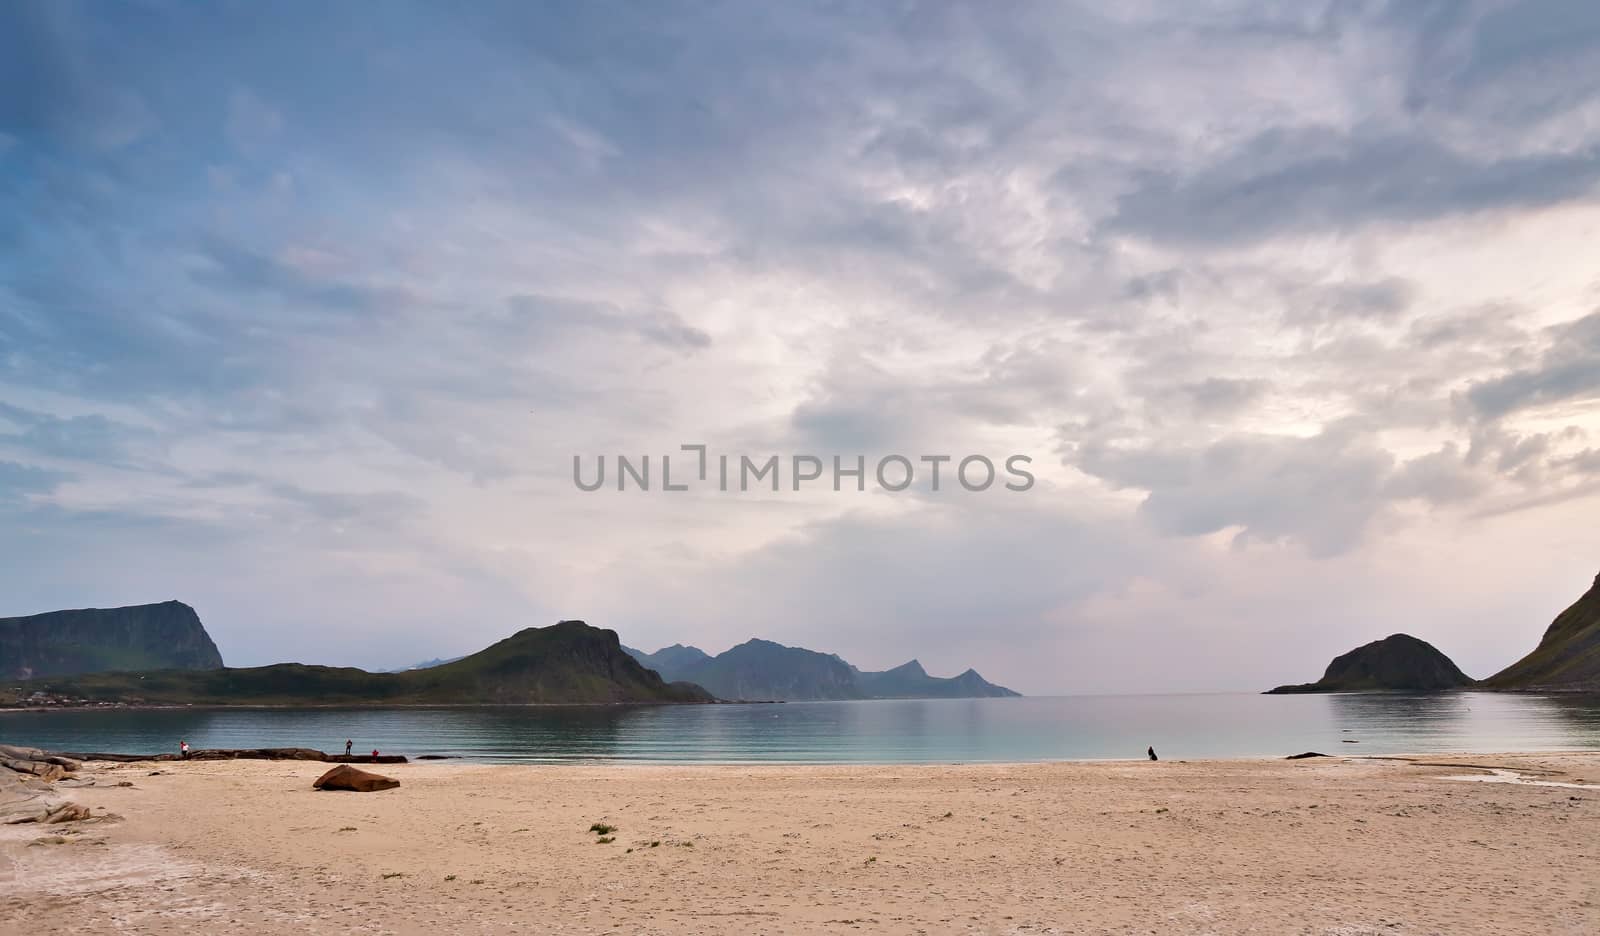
[1266,633,1475,693]
[384,656,465,673]
[623,644,711,674]
[1486,570,1600,692]
[0,601,225,680]
[625,640,1020,700]
[854,660,1021,699]
[662,639,864,701]
[15,621,713,706]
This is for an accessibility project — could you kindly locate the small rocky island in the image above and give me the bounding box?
[1266,633,1475,694]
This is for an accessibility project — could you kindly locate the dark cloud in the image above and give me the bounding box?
[1383,443,1486,505]
[505,295,710,352]
[0,401,147,462]
[1109,128,1600,244]
[193,240,405,317]
[1467,311,1600,418]
[0,459,71,501]
[1178,378,1273,417]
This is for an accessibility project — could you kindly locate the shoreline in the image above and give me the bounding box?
[53,749,1600,768]
[0,699,767,713]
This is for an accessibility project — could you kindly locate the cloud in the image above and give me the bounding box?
[504,295,711,352]
[0,1,1598,689]
[193,239,404,318]
[0,460,70,501]
[1467,311,1600,418]
[1072,428,1398,557]
[0,401,148,463]
[1109,128,1600,245]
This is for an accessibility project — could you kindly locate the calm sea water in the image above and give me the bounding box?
[3,692,1598,764]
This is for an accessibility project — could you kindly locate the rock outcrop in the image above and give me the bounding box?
[1486,570,1600,692]
[1266,634,1475,693]
[313,765,400,792]
[0,745,93,827]
[1,600,224,680]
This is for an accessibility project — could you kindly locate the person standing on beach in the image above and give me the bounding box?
[345,739,353,757]
[1147,746,1158,761]
[180,740,190,760]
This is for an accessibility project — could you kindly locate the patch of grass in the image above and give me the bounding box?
[864,856,877,865]
[589,823,616,835]
[679,841,693,847]
[444,874,457,881]
[338,826,358,832]
[942,811,953,818]
[596,836,615,844]
[625,848,634,853]
[381,872,406,880]
[650,840,661,848]
[1155,808,1168,814]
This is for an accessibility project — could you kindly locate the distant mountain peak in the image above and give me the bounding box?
[886,659,927,676]
[629,637,1020,701]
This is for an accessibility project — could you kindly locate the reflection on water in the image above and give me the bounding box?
[2,692,1597,764]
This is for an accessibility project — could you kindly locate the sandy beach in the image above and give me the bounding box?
[2,753,1596,935]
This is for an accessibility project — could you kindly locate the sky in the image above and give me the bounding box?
[2,1,1598,694]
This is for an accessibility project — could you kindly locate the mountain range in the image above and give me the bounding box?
[7,567,1596,705]
[10,620,710,706]
[623,639,1021,701]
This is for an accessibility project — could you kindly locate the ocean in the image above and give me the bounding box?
[5,691,1599,764]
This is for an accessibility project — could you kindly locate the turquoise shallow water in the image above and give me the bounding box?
[3,692,1598,764]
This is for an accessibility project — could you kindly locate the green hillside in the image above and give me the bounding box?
[14,620,713,706]
[1,601,225,680]
[1486,571,1600,692]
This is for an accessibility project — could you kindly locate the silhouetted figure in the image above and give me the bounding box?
[345,739,353,757]
[371,748,380,763]
[1147,746,1158,761]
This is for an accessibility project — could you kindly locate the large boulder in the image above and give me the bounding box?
[313,765,400,792]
